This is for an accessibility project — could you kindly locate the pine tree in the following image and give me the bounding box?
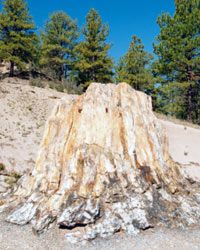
[116,35,154,92]
[0,0,38,77]
[153,0,200,123]
[115,57,127,83]
[40,12,79,81]
[75,9,113,87]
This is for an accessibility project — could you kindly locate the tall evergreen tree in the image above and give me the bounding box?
[153,0,200,123]
[75,9,113,87]
[116,35,154,92]
[40,12,79,81]
[0,0,37,77]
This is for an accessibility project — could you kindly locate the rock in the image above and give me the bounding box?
[0,82,200,242]
[0,60,10,75]
[58,198,100,227]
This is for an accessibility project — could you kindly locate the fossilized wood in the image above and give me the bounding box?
[0,83,200,243]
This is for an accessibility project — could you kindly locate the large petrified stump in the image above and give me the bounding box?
[0,83,200,243]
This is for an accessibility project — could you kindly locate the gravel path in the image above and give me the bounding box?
[0,212,200,250]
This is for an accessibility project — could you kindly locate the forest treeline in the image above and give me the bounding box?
[0,0,199,124]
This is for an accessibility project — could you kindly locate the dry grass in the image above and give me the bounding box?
[0,200,5,206]
[155,112,200,130]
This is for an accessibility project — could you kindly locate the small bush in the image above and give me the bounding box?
[0,163,5,172]
[30,78,46,88]
[10,172,21,180]
[30,76,84,94]
[5,172,22,186]
[49,81,64,92]
[63,80,83,95]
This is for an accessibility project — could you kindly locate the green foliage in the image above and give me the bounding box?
[30,77,83,94]
[48,80,65,92]
[75,9,113,87]
[0,0,38,76]
[62,80,83,94]
[0,163,5,172]
[153,0,200,123]
[10,171,21,180]
[6,171,22,186]
[40,12,79,81]
[30,78,46,88]
[115,35,155,92]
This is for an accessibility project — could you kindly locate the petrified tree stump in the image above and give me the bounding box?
[0,83,200,243]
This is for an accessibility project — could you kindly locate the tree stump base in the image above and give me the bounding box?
[1,83,200,243]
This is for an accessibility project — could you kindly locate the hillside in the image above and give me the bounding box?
[0,78,65,174]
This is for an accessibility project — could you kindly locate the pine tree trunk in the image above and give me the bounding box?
[186,84,193,121]
[186,66,195,121]
[59,65,64,82]
[9,61,14,77]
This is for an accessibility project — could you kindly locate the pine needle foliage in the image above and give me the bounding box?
[0,0,38,76]
[75,9,113,87]
[116,35,155,92]
[40,12,79,81]
[153,0,200,123]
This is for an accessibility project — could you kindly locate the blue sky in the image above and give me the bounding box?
[1,0,175,61]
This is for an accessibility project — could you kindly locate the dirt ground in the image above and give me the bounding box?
[162,120,200,182]
[0,211,200,250]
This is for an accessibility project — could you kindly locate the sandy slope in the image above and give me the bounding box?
[0,78,64,173]
[162,120,200,181]
[163,120,200,165]
[0,78,200,250]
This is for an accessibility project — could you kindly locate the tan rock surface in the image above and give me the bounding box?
[0,61,10,75]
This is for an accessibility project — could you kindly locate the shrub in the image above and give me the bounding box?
[63,80,83,95]
[0,163,5,172]
[30,78,46,88]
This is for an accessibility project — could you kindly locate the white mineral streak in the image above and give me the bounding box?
[0,82,199,242]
